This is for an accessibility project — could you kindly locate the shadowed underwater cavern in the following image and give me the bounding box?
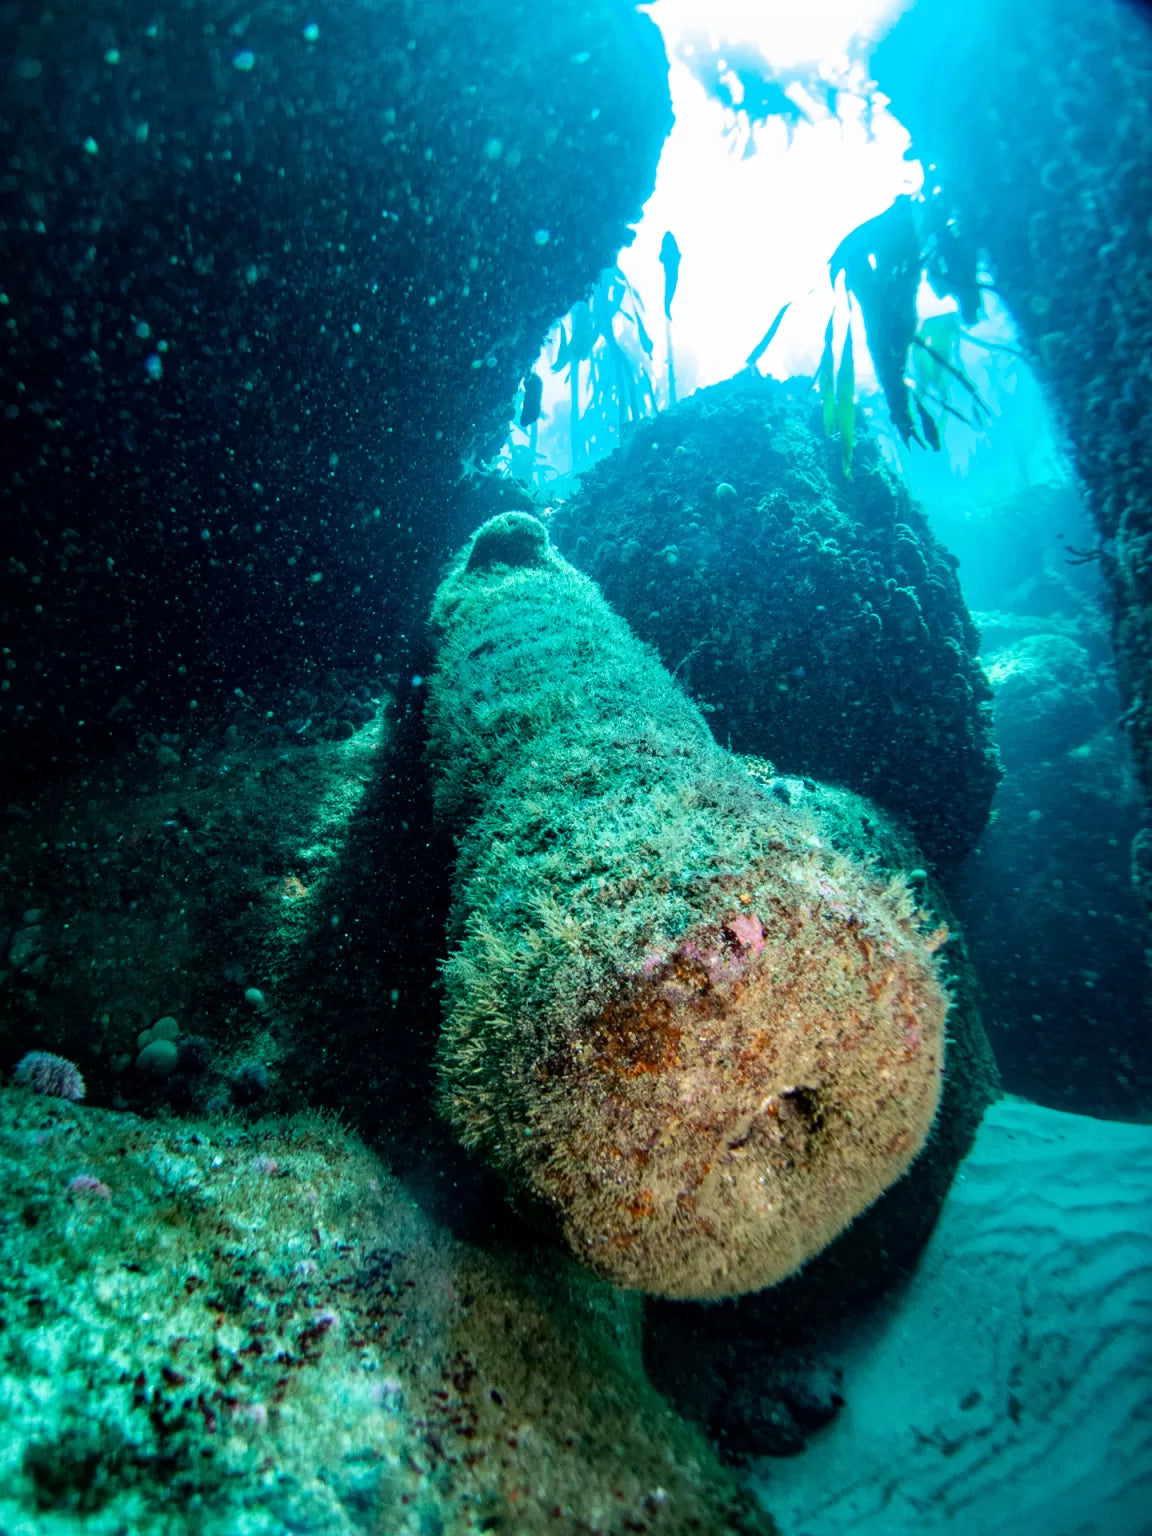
[0,0,671,782]
[2,0,1151,1531]
[873,0,1152,918]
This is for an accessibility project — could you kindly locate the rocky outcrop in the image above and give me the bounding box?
[0,1088,763,1536]
[551,373,1001,868]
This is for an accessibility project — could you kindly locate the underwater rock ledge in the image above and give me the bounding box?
[0,1087,764,1536]
[426,512,950,1300]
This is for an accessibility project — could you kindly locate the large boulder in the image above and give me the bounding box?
[425,513,963,1299]
[550,372,1001,868]
[952,613,1151,1116]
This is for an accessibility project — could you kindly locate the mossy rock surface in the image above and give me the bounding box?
[0,1088,765,1536]
[550,372,1001,868]
[427,514,957,1301]
[643,770,999,1457]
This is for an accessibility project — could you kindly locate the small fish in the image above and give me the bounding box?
[659,231,681,320]
[520,371,544,429]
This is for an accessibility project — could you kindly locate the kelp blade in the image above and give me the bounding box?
[836,325,856,476]
[819,314,836,436]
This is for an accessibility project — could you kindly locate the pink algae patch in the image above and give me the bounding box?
[68,1174,111,1200]
[725,912,765,954]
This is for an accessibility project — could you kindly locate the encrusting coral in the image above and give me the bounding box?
[425,512,950,1300]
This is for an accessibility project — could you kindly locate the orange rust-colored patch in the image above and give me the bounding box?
[627,1188,656,1221]
[583,990,683,1080]
[606,1224,639,1253]
[923,923,950,955]
[743,1028,775,1058]
[280,872,309,902]
[869,969,897,1004]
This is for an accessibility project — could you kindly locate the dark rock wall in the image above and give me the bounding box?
[955,616,1152,1115]
[0,0,671,783]
[551,373,1001,868]
[873,0,1152,911]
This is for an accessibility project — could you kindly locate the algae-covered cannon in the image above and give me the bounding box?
[426,513,949,1299]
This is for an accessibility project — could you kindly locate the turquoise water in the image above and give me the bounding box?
[1,2,1149,1532]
